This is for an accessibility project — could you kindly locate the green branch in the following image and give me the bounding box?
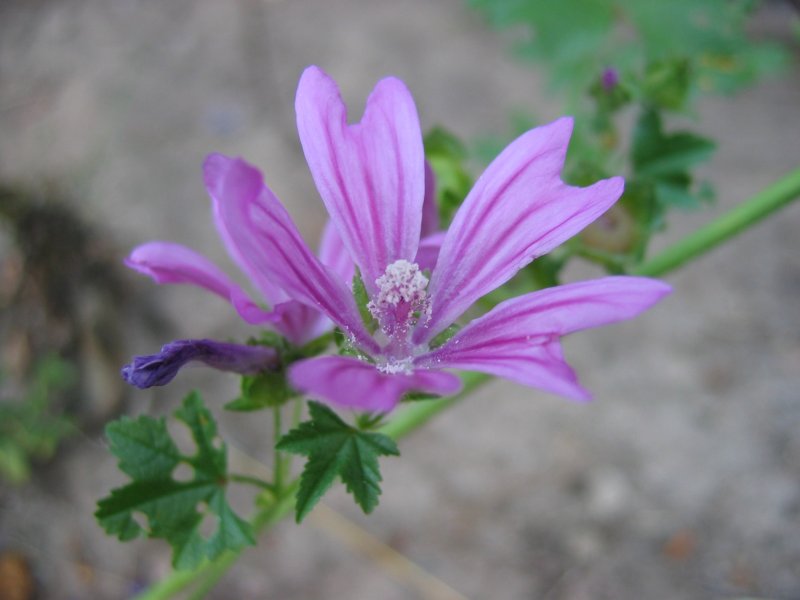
[634,168,800,277]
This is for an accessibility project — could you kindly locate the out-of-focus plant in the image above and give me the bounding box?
[466,0,793,281]
[0,356,76,484]
[469,0,787,99]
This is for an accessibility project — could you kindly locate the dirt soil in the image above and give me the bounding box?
[1,1,799,599]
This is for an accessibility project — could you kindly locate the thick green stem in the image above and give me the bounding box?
[633,168,800,277]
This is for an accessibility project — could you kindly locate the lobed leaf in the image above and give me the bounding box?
[95,392,255,569]
[277,402,399,522]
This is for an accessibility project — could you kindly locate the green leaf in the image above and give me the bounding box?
[641,58,691,111]
[276,402,399,522]
[632,110,716,178]
[0,356,76,485]
[95,392,255,569]
[106,416,180,480]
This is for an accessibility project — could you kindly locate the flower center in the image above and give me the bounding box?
[368,259,430,343]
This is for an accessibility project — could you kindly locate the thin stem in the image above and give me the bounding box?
[380,371,490,439]
[134,482,299,600]
[185,482,299,600]
[272,405,284,492]
[228,474,274,492]
[633,168,800,277]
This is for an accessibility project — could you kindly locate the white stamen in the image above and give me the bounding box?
[368,259,430,321]
[377,356,414,375]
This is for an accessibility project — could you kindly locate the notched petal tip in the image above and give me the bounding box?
[203,153,262,202]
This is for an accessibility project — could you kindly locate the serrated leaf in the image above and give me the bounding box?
[96,392,255,569]
[174,391,225,477]
[106,416,180,480]
[276,402,399,522]
[206,490,257,555]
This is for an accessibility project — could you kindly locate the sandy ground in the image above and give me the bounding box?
[1,0,799,598]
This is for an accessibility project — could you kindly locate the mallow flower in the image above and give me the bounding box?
[124,65,670,411]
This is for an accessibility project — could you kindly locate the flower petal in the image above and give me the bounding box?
[418,276,671,401]
[318,220,355,284]
[420,117,624,342]
[415,231,445,273]
[289,356,462,413]
[125,241,278,325]
[296,66,425,293]
[203,153,377,353]
[272,300,331,347]
[121,339,278,389]
[421,161,440,238]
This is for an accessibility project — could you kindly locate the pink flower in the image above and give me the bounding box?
[197,66,670,412]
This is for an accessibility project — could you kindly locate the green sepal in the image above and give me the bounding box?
[276,402,399,522]
[95,392,255,569]
[333,328,364,358]
[297,331,334,358]
[402,392,441,402]
[225,370,293,411]
[429,324,460,349]
[352,268,378,333]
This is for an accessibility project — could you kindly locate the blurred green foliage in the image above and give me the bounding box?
[468,0,788,99]
[0,356,76,484]
[450,0,795,284]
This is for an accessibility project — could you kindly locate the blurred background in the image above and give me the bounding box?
[0,0,799,598]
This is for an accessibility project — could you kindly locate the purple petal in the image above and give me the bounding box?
[121,339,278,389]
[415,231,445,273]
[318,220,355,284]
[417,276,671,401]
[125,241,278,325]
[419,117,624,342]
[296,66,425,294]
[272,300,332,347]
[421,161,440,238]
[289,356,462,413]
[203,153,377,353]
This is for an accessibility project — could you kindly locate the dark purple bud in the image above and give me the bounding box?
[601,67,619,91]
[121,339,278,389]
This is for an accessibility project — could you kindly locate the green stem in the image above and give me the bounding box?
[633,168,800,277]
[185,482,300,600]
[273,405,284,492]
[228,474,274,491]
[134,482,299,600]
[380,371,490,439]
